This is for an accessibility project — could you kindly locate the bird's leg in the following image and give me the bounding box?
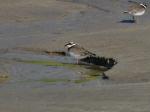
[102,73,109,80]
[132,16,136,23]
[77,59,79,64]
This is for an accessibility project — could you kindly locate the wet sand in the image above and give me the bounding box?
[0,0,150,112]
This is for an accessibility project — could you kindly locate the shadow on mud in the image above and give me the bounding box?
[119,19,135,23]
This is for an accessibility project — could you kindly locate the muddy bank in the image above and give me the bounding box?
[0,0,150,112]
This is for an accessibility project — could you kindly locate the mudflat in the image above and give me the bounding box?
[0,0,150,112]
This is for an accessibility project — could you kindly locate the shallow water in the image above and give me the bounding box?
[0,49,109,87]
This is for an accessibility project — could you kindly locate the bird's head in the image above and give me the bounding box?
[140,3,148,8]
[64,42,77,48]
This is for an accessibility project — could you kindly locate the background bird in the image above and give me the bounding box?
[124,1,147,22]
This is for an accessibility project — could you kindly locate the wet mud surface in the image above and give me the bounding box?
[0,0,150,112]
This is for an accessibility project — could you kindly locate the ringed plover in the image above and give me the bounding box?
[65,42,96,63]
[124,1,147,22]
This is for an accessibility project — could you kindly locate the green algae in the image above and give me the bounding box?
[85,69,102,76]
[74,76,99,83]
[39,76,99,84]
[40,78,71,83]
[19,60,104,71]
[39,69,101,84]
[20,59,103,84]
[0,74,9,83]
[20,60,79,68]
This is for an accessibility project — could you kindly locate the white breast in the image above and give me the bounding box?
[69,52,86,59]
[133,10,145,16]
[69,52,80,58]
